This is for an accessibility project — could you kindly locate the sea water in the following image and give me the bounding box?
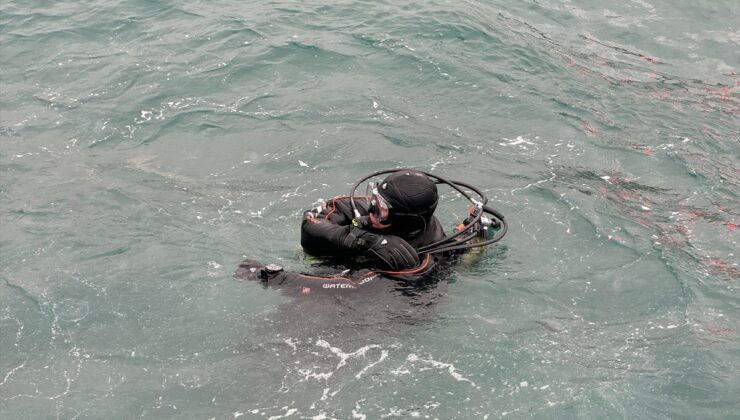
[1,0,738,418]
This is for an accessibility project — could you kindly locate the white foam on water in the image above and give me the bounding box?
[267,408,298,420]
[499,135,535,147]
[404,353,477,387]
[355,349,388,379]
[352,399,367,419]
[390,366,411,376]
[0,360,26,386]
[297,368,333,381]
[315,339,381,370]
[283,338,298,353]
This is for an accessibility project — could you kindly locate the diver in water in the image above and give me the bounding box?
[301,169,443,272]
[236,169,506,294]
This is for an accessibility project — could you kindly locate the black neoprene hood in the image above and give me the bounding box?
[377,170,439,219]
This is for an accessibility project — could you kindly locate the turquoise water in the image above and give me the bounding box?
[1,0,738,418]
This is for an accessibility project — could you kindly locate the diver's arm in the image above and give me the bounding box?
[300,216,360,257]
[301,215,419,270]
[299,196,365,257]
[300,197,419,270]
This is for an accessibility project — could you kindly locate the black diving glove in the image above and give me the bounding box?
[345,228,420,271]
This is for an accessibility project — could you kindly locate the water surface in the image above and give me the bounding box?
[1,0,738,418]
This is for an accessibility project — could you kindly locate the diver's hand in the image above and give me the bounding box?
[355,231,420,271]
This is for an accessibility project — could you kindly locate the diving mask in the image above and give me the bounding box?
[366,182,392,228]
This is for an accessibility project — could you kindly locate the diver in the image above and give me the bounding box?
[236,169,507,294]
[301,169,443,272]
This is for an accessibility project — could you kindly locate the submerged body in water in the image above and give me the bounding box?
[235,257,451,298]
[236,170,506,296]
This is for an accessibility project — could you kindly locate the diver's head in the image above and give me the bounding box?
[368,170,438,230]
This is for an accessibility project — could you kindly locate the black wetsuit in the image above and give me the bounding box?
[236,196,450,295]
[301,196,445,262]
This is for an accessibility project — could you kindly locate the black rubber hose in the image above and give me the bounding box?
[424,216,508,254]
[483,205,506,221]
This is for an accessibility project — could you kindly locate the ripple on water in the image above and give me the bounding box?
[53,298,91,323]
